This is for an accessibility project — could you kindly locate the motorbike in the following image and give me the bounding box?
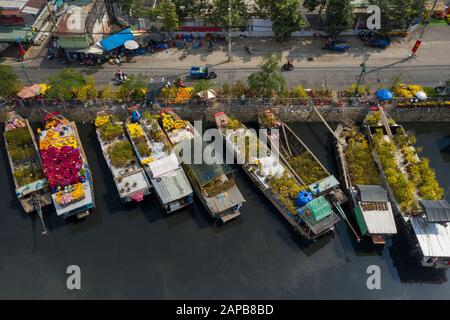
[208,42,213,52]
[282,63,294,71]
[112,74,128,85]
[47,48,55,60]
[245,45,253,55]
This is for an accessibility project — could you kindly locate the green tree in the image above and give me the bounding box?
[248,54,286,97]
[117,73,149,100]
[193,79,212,95]
[368,0,424,32]
[46,68,86,100]
[159,0,180,31]
[325,0,354,37]
[173,0,211,20]
[0,64,21,98]
[208,0,248,30]
[303,0,328,15]
[271,0,306,41]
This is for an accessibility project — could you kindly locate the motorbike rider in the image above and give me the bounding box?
[115,69,126,81]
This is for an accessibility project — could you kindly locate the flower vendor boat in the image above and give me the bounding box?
[335,124,397,244]
[125,107,193,212]
[4,111,52,234]
[364,108,450,268]
[160,109,245,223]
[95,111,151,203]
[215,112,339,241]
[257,109,345,238]
[38,112,95,219]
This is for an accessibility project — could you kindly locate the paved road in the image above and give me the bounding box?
[15,63,450,90]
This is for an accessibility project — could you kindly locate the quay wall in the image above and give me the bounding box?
[1,102,450,124]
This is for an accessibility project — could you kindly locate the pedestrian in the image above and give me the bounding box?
[240,94,246,105]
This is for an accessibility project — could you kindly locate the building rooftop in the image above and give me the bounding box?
[56,4,94,35]
[0,0,45,15]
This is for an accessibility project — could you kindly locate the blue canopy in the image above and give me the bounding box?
[100,28,135,52]
[376,89,394,101]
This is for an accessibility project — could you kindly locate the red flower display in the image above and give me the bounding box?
[41,146,83,189]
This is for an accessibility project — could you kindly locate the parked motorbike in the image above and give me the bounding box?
[282,62,294,71]
[245,45,253,55]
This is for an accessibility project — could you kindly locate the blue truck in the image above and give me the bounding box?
[190,66,217,80]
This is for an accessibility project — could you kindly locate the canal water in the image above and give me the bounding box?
[0,121,449,299]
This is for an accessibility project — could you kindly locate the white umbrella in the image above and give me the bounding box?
[197,89,217,100]
[415,91,427,101]
[124,40,139,50]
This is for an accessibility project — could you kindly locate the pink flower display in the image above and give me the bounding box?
[41,146,83,189]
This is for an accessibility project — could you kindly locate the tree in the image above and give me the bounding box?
[208,0,248,30]
[46,68,86,100]
[368,0,424,32]
[0,64,21,98]
[248,54,286,97]
[159,0,180,31]
[270,0,306,41]
[325,0,354,37]
[117,73,149,100]
[303,0,328,15]
[193,79,212,95]
[173,0,211,21]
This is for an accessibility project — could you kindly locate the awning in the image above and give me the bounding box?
[357,185,388,203]
[420,200,450,223]
[100,28,135,52]
[17,84,45,99]
[148,153,180,178]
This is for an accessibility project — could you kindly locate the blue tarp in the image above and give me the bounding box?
[376,89,394,101]
[100,28,135,52]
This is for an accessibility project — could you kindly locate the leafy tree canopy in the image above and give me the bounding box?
[159,0,180,31]
[0,64,21,98]
[248,54,286,97]
[325,0,354,36]
[208,0,248,30]
[368,0,424,32]
[46,68,86,100]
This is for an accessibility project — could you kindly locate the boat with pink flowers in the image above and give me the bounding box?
[4,111,52,234]
[38,112,95,219]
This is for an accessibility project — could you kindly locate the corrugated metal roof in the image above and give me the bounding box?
[203,183,245,215]
[361,202,397,234]
[151,167,192,205]
[305,196,333,222]
[357,185,388,203]
[420,200,450,223]
[308,175,340,195]
[410,216,450,258]
[0,26,32,42]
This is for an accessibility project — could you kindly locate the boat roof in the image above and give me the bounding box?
[360,202,397,234]
[203,183,245,214]
[53,181,93,216]
[357,185,388,203]
[420,200,450,223]
[410,216,450,258]
[308,175,340,195]
[150,167,193,205]
[16,179,46,198]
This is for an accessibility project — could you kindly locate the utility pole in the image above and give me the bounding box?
[409,0,438,58]
[227,0,232,62]
[20,64,33,86]
[45,0,58,30]
[355,55,369,96]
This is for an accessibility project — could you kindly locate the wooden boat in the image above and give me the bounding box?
[334,124,397,244]
[38,112,95,219]
[215,112,339,240]
[125,107,193,212]
[4,111,52,234]
[364,108,450,268]
[95,111,151,203]
[160,109,245,223]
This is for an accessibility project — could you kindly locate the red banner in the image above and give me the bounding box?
[411,40,422,54]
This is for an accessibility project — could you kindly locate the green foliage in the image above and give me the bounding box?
[193,79,212,96]
[117,73,148,100]
[159,0,180,31]
[10,147,34,163]
[107,140,134,167]
[422,86,437,98]
[0,64,21,98]
[209,0,248,30]
[99,123,124,142]
[5,127,33,148]
[303,0,328,12]
[343,128,380,185]
[14,165,44,187]
[173,0,211,20]
[368,0,424,32]
[270,0,306,41]
[75,75,97,101]
[248,54,286,97]
[46,68,86,100]
[286,85,308,99]
[136,139,151,157]
[325,0,354,36]
[288,152,328,185]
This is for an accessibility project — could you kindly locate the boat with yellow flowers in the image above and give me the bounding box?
[38,112,95,219]
[161,109,245,223]
[125,106,193,212]
[215,112,339,241]
[95,111,151,203]
[4,111,52,234]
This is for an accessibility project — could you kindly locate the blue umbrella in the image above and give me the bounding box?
[376,89,394,101]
